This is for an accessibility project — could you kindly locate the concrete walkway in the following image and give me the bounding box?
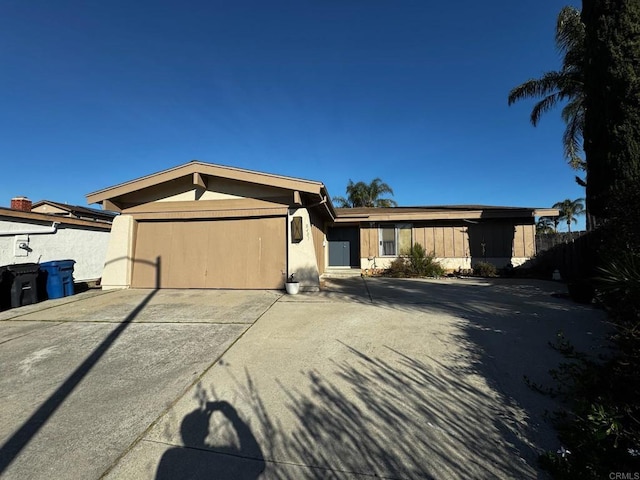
[0,279,608,479]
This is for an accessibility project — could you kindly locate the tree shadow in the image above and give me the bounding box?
[148,276,608,478]
[206,342,547,479]
[249,277,608,478]
[273,344,538,479]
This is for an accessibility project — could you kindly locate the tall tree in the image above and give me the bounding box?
[536,216,557,234]
[508,6,586,170]
[333,178,398,208]
[553,198,585,233]
[582,0,640,221]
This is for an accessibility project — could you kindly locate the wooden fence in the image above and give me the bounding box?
[523,230,602,280]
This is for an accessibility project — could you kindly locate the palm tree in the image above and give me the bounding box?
[553,198,586,233]
[508,6,585,170]
[536,216,556,234]
[333,178,398,208]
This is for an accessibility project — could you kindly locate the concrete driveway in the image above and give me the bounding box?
[0,278,608,479]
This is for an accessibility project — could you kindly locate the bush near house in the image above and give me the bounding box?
[472,261,498,277]
[385,243,445,278]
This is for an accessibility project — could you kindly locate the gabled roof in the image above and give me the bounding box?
[335,205,559,222]
[0,206,112,230]
[86,161,335,218]
[32,200,118,223]
[87,161,328,202]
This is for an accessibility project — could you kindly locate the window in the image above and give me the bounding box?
[379,224,412,256]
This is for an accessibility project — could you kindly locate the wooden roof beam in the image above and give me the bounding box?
[193,172,207,189]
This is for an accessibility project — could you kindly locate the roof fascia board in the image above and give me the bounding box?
[335,211,485,222]
[0,208,112,230]
[334,209,540,222]
[87,162,325,204]
[534,208,560,217]
[129,208,288,221]
[122,198,288,214]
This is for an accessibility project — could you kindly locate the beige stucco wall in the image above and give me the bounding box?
[156,190,197,202]
[100,215,137,289]
[287,208,320,291]
[201,178,286,200]
[0,219,110,281]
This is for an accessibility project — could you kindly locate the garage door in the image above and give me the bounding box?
[131,217,286,289]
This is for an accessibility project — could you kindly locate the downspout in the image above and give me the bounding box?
[0,222,59,236]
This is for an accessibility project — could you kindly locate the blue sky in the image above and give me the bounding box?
[0,0,585,230]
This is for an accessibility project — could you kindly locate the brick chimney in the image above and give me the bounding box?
[11,196,32,212]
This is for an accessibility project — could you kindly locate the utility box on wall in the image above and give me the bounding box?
[291,216,303,243]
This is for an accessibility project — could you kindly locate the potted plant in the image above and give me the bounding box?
[285,273,300,295]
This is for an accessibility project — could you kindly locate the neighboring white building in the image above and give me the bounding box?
[0,198,112,282]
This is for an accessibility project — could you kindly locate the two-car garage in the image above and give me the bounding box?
[131,217,286,289]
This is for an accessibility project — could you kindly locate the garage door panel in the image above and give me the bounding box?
[203,217,284,289]
[169,221,209,288]
[132,222,165,288]
[132,218,285,289]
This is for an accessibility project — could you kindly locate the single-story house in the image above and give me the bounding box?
[0,198,112,281]
[31,200,117,224]
[87,161,558,290]
[333,205,557,272]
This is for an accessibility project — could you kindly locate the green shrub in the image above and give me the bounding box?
[385,243,444,278]
[473,261,498,277]
[386,257,412,278]
[536,332,640,479]
[407,243,445,277]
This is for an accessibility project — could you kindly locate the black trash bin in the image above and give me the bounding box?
[6,263,40,308]
[0,265,12,311]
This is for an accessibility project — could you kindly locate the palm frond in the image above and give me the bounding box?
[509,5,586,166]
[556,6,585,55]
[530,92,562,126]
[552,198,585,230]
[508,71,566,106]
[375,199,398,208]
[562,99,586,169]
[332,196,351,208]
[336,178,397,208]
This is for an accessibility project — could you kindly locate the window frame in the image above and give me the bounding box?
[378,223,412,257]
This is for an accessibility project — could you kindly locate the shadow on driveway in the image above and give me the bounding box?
[156,399,265,480]
[151,277,609,478]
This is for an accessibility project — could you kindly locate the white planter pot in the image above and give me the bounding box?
[285,282,300,295]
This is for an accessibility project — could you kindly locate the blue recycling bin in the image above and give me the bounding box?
[39,260,75,299]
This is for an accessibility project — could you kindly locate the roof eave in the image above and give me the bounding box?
[86,161,326,205]
[534,208,561,217]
